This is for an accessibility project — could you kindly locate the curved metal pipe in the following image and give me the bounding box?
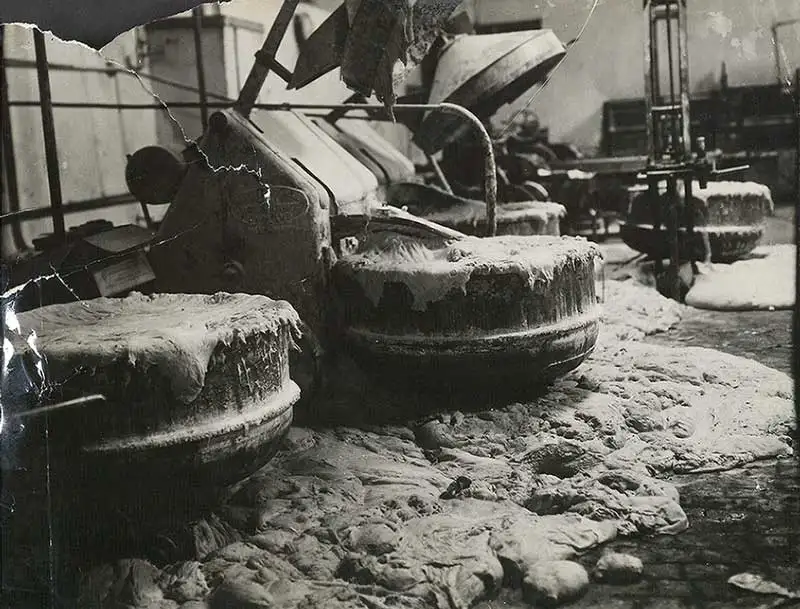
[265,101,497,237]
[433,102,497,238]
[229,100,498,237]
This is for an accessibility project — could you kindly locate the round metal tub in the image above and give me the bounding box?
[620,181,773,263]
[2,292,301,498]
[331,233,601,393]
[387,181,566,237]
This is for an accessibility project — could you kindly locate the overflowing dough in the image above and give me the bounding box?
[338,234,601,311]
[77,280,794,609]
[685,245,796,311]
[5,292,301,404]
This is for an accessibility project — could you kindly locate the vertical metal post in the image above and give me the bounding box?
[684,176,696,273]
[192,7,209,131]
[677,0,691,159]
[643,3,656,161]
[1,26,27,251]
[234,0,300,118]
[794,68,800,446]
[648,178,663,276]
[772,25,782,86]
[664,1,677,153]
[795,67,800,204]
[33,29,65,240]
[665,176,681,300]
[0,25,4,209]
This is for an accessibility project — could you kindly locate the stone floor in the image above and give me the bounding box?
[3,205,796,609]
[561,204,799,609]
[476,457,799,609]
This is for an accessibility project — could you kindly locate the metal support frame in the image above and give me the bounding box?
[794,67,800,428]
[33,29,66,241]
[1,25,28,251]
[642,0,746,301]
[234,0,300,117]
[192,7,209,130]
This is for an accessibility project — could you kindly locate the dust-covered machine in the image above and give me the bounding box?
[127,0,604,396]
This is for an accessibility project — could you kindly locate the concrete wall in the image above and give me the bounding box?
[481,0,800,154]
[2,26,159,258]
[144,15,236,149]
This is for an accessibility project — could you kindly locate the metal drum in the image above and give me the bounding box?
[414,30,566,155]
[331,232,602,394]
[387,181,566,237]
[1,292,301,497]
[620,181,774,263]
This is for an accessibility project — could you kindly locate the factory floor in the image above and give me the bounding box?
[3,204,796,609]
[481,201,799,609]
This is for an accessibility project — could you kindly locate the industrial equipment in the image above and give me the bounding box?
[619,0,751,300]
[309,27,573,238]
[133,0,603,394]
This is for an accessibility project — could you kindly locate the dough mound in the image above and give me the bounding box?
[338,233,601,311]
[685,245,796,311]
[6,291,301,404]
[77,281,794,609]
[522,560,589,606]
[593,552,644,584]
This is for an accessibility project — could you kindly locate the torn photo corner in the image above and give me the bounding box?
[0,0,219,49]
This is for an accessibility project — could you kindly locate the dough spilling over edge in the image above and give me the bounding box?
[688,180,774,211]
[339,234,602,311]
[75,280,795,609]
[6,292,301,404]
[424,201,566,231]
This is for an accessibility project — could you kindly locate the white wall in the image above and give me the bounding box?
[2,25,159,257]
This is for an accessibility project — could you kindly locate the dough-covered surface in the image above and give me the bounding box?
[685,245,795,311]
[627,180,774,228]
[73,279,795,609]
[7,292,301,405]
[338,233,601,312]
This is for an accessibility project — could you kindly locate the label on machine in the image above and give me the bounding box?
[92,251,156,297]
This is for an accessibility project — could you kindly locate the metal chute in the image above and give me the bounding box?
[413,29,566,154]
[290,0,465,112]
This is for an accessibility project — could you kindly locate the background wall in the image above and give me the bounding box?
[4,0,799,258]
[480,0,800,154]
[2,26,161,257]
